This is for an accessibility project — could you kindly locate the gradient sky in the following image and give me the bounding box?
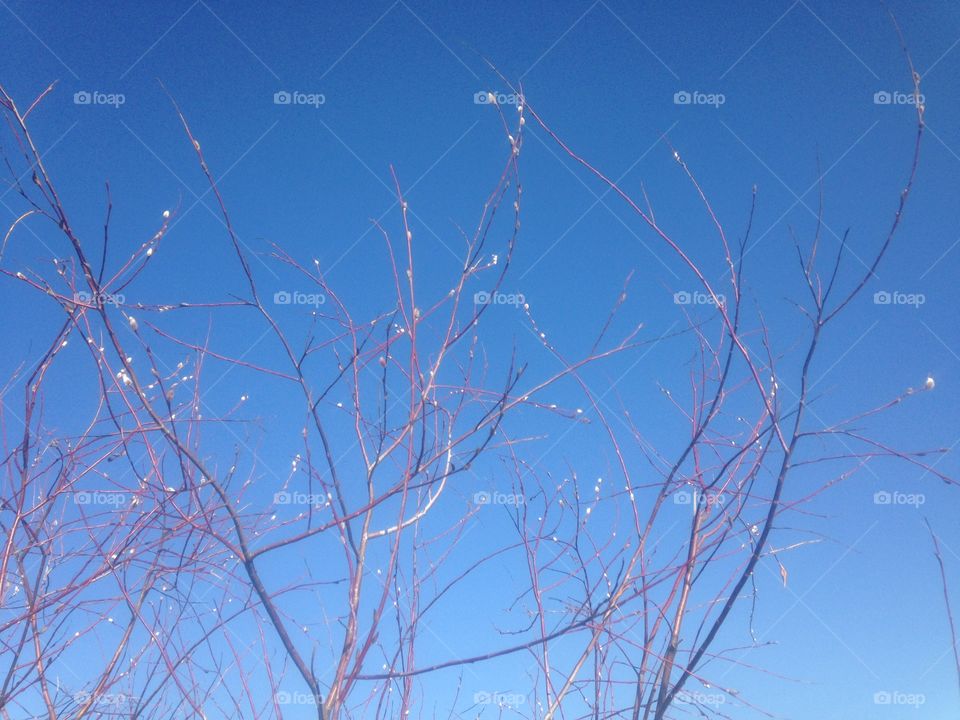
[1,1,959,718]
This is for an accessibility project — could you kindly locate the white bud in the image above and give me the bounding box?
[128,316,138,331]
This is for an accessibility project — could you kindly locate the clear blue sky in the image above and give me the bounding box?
[1,1,958,718]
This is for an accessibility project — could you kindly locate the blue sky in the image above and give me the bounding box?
[1,1,958,718]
